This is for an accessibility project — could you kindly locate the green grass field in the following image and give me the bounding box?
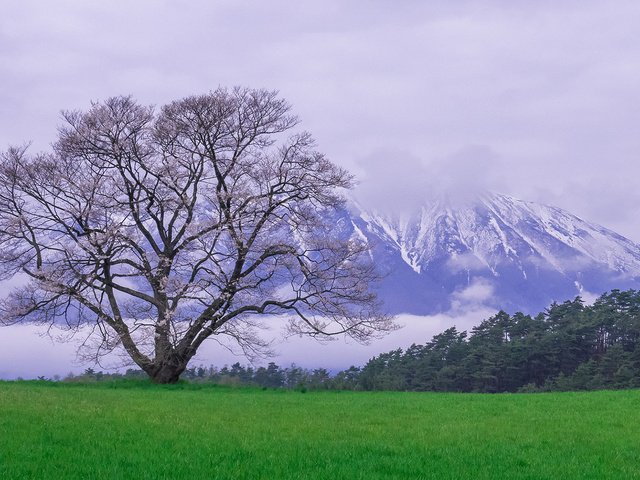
[0,382,639,479]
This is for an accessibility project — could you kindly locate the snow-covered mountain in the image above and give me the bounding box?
[336,192,640,314]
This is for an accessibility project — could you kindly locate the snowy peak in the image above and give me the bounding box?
[344,192,640,314]
[356,192,640,276]
[496,194,640,276]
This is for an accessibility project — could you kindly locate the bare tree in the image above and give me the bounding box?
[0,88,393,383]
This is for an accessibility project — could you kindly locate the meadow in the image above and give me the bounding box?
[0,382,639,479]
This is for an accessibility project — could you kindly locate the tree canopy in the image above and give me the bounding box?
[0,87,393,383]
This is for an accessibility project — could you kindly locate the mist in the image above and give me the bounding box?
[0,307,498,379]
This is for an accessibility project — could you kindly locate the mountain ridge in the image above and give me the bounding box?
[337,192,640,314]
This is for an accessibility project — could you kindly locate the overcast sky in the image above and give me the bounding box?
[1,1,640,376]
[2,0,640,238]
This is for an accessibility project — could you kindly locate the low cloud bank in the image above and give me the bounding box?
[0,305,498,379]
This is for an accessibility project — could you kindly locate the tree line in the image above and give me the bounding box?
[63,289,640,392]
[62,363,355,391]
[358,289,640,392]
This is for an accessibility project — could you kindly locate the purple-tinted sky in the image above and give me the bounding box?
[1,1,640,377]
[2,1,640,238]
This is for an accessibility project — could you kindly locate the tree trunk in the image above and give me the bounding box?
[147,362,187,384]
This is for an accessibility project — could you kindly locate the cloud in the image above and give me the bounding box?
[446,252,489,274]
[256,309,495,370]
[2,1,640,241]
[352,144,507,213]
[0,305,500,378]
[450,278,496,312]
[574,283,600,306]
[351,149,431,212]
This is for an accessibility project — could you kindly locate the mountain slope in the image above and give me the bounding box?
[339,192,640,314]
